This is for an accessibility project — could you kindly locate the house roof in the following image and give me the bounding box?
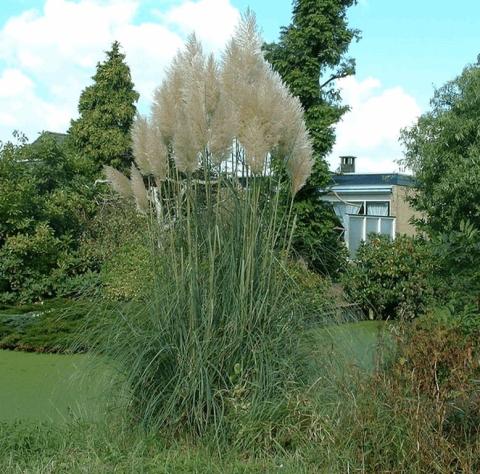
[331,173,416,187]
[31,131,68,146]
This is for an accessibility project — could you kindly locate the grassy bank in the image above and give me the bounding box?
[0,299,114,353]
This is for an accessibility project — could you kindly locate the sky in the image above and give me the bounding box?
[0,0,479,173]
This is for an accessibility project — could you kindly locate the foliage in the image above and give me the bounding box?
[94,201,153,301]
[401,59,480,235]
[0,299,102,353]
[401,59,480,315]
[319,341,480,472]
[263,0,359,274]
[68,41,139,173]
[286,259,342,326]
[430,220,480,311]
[0,134,100,304]
[342,234,436,320]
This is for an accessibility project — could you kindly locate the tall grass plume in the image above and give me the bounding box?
[94,11,317,449]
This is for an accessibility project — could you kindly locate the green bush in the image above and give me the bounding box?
[0,224,65,304]
[285,258,344,326]
[0,134,99,304]
[92,201,152,301]
[342,234,435,320]
[431,220,480,313]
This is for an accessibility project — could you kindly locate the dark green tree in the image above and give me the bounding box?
[68,41,139,173]
[400,59,480,310]
[263,0,360,274]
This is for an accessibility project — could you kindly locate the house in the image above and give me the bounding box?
[322,156,418,256]
[31,131,68,146]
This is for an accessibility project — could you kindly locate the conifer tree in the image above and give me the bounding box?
[69,41,139,172]
[263,0,360,274]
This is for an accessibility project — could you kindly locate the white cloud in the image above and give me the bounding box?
[327,76,421,173]
[0,69,34,97]
[161,0,240,51]
[0,0,239,142]
[0,68,71,139]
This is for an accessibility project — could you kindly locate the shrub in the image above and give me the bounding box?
[94,201,152,301]
[431,220,480,313]
[342,234,435,320]
[285,258,343,327]
[0,298,103,353]
[0,134,99,304]
[0,224,66,304]
[307,313,480,472]
[394,313,480,443]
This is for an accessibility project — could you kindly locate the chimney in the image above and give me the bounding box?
[340,156,356,174]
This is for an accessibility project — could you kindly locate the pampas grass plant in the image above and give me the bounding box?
[95,11,317,448]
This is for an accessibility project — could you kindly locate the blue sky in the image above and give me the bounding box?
[0,0,479,171]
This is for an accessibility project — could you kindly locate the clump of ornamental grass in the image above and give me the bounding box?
[95,12,316,449]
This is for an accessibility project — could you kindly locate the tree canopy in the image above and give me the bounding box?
[401,59,480,235]
[264,0,359,160]
[401,59,480,309]
[263,0,359,274]
[68,41,139,173]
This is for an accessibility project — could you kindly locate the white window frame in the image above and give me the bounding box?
[345,214,396,257]
[345,199,391,217]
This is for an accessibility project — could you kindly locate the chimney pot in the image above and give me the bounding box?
[340,155,356,173]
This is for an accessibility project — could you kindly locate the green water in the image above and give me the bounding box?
[308,320,392,373]
[0,350,113,423]
[0,321,390,424]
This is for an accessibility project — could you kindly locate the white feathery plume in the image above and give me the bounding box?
[208,93,234,164]
[287,127,314,195]
[241,118,270,175]
[104,165,132,199]
[130,163,149,213]
[137,10,312,192]
[132,115,151,175]
[181,35,209,153]
[146,124,169,181]
[152,55,183,144]
[173,113,200,174]
[275,88,306,157]
[204,54,221,118]
[221,11,272,172]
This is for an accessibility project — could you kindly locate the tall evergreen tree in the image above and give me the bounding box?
[69,41,139,172]
[263,0,360,274]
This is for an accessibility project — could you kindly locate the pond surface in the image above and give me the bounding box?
[0,350,114,423]
[1,320,392,423]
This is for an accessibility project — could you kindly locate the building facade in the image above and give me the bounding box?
[322,157,417,256]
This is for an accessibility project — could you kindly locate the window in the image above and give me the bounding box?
[347,215,396,257]
[366,201,389,216]
[345,200,390,217]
